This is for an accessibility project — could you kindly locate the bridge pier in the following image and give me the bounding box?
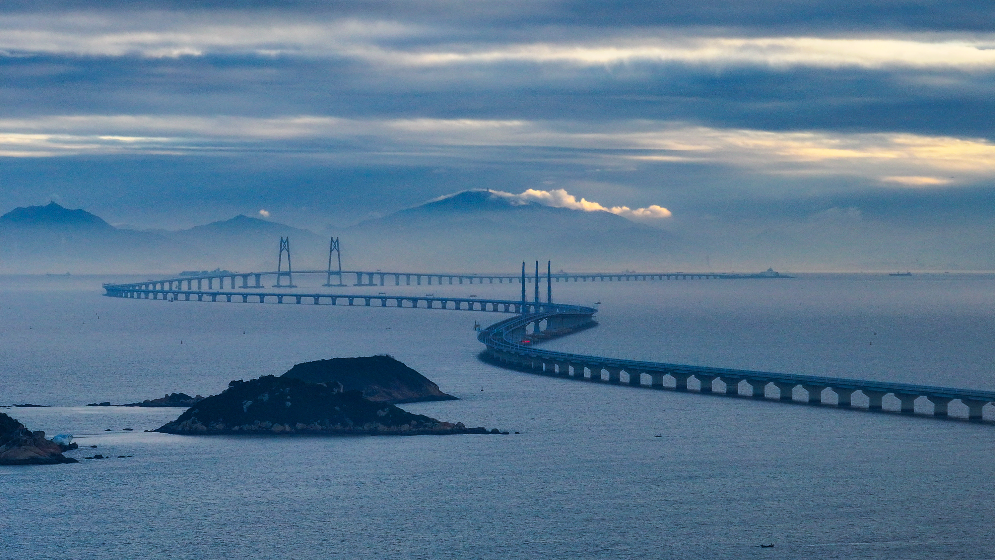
[863,390,887,411]
[895,393,919,414]
[650,373,665,389]
[746,380,768,398]
[962,399,988,421]
[928,396,953,417]
[834,388,855,407]
[627,370,642,386]
[720,377,742,395]
[696,374,716,393]
[803,385,826,404]
[773,382,796,401]
[671,372,691,392]
[606,367,622,384]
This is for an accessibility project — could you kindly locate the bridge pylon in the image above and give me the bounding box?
[547,260,552,303]
[534,261,540,304]
[274,237,296,288]
[521,262,527,313]
[323,237,345,287]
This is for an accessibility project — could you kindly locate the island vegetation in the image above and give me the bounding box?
[280,355,456,404]
[156,375,495,436]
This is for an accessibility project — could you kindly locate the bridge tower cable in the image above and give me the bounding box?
[275,237,296,288]
[324,237,345,287]
[534,261,540,304]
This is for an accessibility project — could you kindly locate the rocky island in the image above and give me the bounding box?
[0,413,77,465]
[280,355,456,404]
[156,375,493,436]
[123,392,205,407]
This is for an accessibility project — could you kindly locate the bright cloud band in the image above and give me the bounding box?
[2,115,994,188]
[495,188,672,219]
[1,14,995,71]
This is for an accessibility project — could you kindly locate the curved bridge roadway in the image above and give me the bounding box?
[104,273,994,422]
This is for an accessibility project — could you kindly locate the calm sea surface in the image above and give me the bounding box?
[2,273,994,559]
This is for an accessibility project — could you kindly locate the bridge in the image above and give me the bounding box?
[477,311,995,421]
[136,268,782,293]
[104,269,993,423]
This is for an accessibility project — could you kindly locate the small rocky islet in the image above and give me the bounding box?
[280,355,456,404]
[94,356,454,408]
[155,374,494,436]
[0,413,77,465]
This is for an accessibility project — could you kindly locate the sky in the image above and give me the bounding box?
[1,1,993,270]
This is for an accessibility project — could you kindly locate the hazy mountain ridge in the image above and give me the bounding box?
[0,194,686,273]
[171,215,326,271]
[0,202,114,231]
[343,190,686,271]
[0,202,197,274]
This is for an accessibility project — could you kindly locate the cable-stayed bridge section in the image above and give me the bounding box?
[114,268,784,294]
[104,269,993,423]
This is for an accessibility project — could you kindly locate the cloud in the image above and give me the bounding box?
[2,115,994,190]
[493,188,672,219]
[2,11,995,72]
[879,176,953,187]
[258,209,270,217]
[372,37,995,71]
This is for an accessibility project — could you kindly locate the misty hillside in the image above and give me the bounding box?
[341,190,687,271]
[0,195,689,274]
[0,202,115,231]
[0,202,197,274]
[170,215,327,271]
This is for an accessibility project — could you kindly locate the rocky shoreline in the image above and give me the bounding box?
[156,375,498,436]
[0,413,77,465]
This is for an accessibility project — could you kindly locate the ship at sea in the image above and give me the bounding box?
[889,272,913,277]
[720,268,793,279]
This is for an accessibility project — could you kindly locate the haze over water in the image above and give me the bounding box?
[3,273,995,559]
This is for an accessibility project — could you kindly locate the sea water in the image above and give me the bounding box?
[2,273,994,559]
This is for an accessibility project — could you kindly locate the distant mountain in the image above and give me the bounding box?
[0,194,688,274]
[342,190,688,270]
[0,202,196,274]
[0,201,113,231]
[169,215,326,271]
[0,203,324,274]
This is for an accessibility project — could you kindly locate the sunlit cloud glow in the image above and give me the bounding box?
[379,37,995,70]
[495,188,672,219]
[1,13,994,72]
[880,176,954,187]
[2,116,994,188]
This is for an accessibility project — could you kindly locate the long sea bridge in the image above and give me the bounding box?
[104,267,994,423]
[117,268,770,293]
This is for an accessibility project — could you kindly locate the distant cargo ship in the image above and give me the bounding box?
[719,268,793,279]
[888,272,913,277]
